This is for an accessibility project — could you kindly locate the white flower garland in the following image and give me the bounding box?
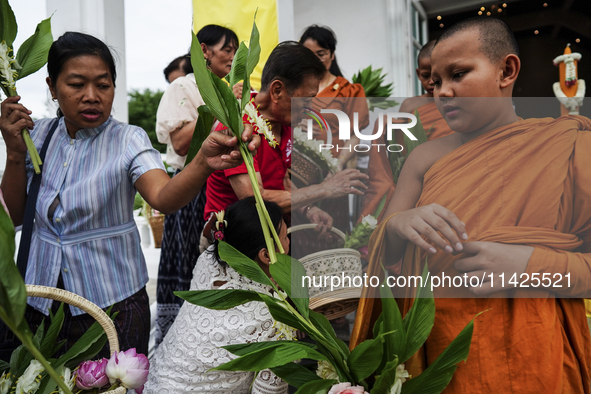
[243,99,278,148]
[293,127,338,173]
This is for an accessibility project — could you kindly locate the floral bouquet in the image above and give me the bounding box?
[179,16,479,394]
[0,204,149,394]
[0,0,53,173]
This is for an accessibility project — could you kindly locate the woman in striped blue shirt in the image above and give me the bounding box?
[0,31,258,360]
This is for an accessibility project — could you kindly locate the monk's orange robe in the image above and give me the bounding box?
[417,101,454,141]
[355,116,591,393]
[310,76,369,156]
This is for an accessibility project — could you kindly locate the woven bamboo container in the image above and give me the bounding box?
[288,224,362,320]
[26,285,127,393]
[146,210,165,248]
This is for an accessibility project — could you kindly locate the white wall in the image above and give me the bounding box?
[293,0,414,97]
[46,0,128,122]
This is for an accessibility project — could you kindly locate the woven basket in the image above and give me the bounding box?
[288,224,362,320]
[26,285,127,394]
[291,147,324,187]
[147,213,164,248]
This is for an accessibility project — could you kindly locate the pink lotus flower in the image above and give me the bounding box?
[105,348,150,394]
[327,382,369,394]
[76,358,109,390]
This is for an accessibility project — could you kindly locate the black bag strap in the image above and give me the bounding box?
[16,119,60,278]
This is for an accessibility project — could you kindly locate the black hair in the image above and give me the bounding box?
[435,17,519,63]
[47,32,117,117]
[197,24,238,50]
[418,40,436,60]
[299,25,343,77]
[163,54,192,83]
[212,197,285,264]
[260,41,325,93]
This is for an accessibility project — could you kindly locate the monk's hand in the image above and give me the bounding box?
[198,124,259,171]
[320,169,369,198]
[390,203,468,254]
[454,242,534,296]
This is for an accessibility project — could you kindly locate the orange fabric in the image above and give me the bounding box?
[358,132,395,221]
[357,116,591,393]
[416,101,455,141]
[310,76,369,155]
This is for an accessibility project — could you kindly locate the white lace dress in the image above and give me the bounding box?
[145,247,288,394]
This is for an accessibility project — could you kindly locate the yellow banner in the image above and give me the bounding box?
[192,0,279,91]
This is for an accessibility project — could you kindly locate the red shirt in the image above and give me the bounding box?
[204,121,292,220]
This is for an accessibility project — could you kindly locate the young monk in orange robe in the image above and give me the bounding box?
[353,17,591,393]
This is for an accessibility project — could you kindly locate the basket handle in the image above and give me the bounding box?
[26,285,119,354]
[287,223,347,241]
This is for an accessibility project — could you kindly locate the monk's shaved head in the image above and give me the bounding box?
[435,17,519,63]
[418,40,436,60]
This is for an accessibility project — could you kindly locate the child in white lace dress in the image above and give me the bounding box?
[145,197,290,394]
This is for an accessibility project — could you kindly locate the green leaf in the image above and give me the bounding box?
[175,289,265,310]
[15,16,52,80]
[32,319,45,349]
[210,72,241,135]
[401,313,480,394]
[223,340,316,356]
[64,331,108,369]
[373,194,388,218]
[270,254,309,319]
[371,357,399,394]
[227,41,248,88]
[259,294,307,333]
[241,16,261,112]
[190,33,229,126]
[348,336,384,382]
[217,241,274,287]
[0,0,17,47]
[213,341,327,372]
[0,201,26,329]
[400,263,435,363]
[184,105,215,167]
[270,362,321,388]
[9,343,28,376]
[308,310,348,357]
[55,319,107,369]
[0,359,8,373]
[379,281,406,368]
[294,379,337,394]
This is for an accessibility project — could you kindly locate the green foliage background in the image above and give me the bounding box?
[128,88,166,153]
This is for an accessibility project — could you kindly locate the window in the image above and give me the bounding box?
[410,0,428,96]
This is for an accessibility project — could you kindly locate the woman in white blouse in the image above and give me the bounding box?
[145,197,290,394]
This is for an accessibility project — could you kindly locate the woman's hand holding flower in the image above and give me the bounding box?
[0,96,34,159]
